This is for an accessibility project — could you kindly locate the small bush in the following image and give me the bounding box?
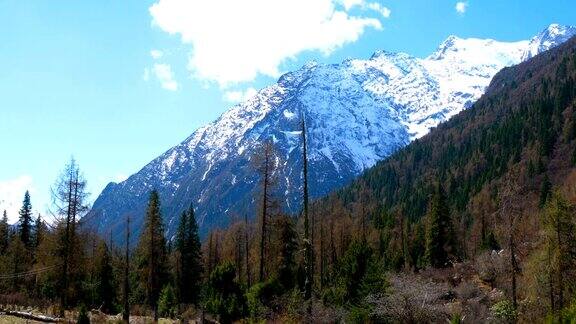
[158,284,178,318]
[321,283,347,306]
[204,262,246,323]
[348,305,370,323]
[246,279,282,318]
[491,300,517,321]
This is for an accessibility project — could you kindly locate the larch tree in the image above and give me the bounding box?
[18,190,33,248]
[51,157,90,315]
[253,140,278,282]
[301,116,313,301]
[123,215,130,323]
[244,214,251,286]
[542,190,576,310]
[498,176,522,310]
[136,190,168,321]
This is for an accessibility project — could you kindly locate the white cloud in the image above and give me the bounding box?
[149,0,384,86]
[224,87,258,103]
[455,2,468,14]
[150,49,164,59]
[151,63,179,91]
[366,2,391,18]
[0,175,36,224]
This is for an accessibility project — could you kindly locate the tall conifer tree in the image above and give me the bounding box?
[18,190,33,248]
[137,190,168,321]
[425,183,454,268]
[0,210,8,253]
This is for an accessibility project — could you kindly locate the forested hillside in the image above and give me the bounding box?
[2,33,576,324]
[203,35,576,322]
[334,33,576,228]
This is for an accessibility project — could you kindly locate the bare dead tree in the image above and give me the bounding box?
[498,175,522,310]
[244,214,251,286]
[123,215,130,323]
[253,140,279,282]
[301,116,313,302]
[50,157,90,316]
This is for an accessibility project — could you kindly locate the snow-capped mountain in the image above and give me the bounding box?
[87,24,576,241]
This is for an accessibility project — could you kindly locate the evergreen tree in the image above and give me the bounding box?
[33,215,46,249]
[539,175,552,208]
[18,190,33,248]
[95,242,116,314]
[276,215,298,290]
[175,210,187,301]
[136,190,168,321]
[204,262,246,323]
[0,210,8,253]
[175,204,203,304]
[425,183,454,268]
[186,205,203,303]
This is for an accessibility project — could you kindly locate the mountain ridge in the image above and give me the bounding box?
[87,24,576,241]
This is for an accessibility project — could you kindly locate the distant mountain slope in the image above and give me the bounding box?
[87,24,576,241]
[327,34,576,225]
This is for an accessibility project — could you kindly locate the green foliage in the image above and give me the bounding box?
[246,279,282,318]
[95,242,116,314]
[330,41,576,254]
[32,215,46,249]
[358,256,388,298]
[450,313,464,324]
[204,262,246,323]
[136,190,169,316]
[77,304,90,324]
[158,284,178,318]
[480,231,500,251]
[323,240,388,307]
[175,204,203,304]
[491,300,517,321]
[425,184,456,268]
[347,305,370,323]
[545,299,576,323]
[276,215,298,290]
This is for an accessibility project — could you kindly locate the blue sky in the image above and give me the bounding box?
[0,0,574,223]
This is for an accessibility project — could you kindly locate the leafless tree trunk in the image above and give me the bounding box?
[254,140,277,283]
[244,214,251,286]
[498,176,522,310]
[123,216,130,323]
[51,158,89,316]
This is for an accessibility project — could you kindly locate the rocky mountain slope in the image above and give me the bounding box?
[86,24,576,241]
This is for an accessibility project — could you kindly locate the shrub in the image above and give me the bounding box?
[246,279,282,318]
[348,305,370,323]
[204,262,246,323]
[491,300,517,322]
[158,284,178,318]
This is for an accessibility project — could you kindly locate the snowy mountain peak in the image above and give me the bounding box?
[88,24,576,242]
[522,23,576,60]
